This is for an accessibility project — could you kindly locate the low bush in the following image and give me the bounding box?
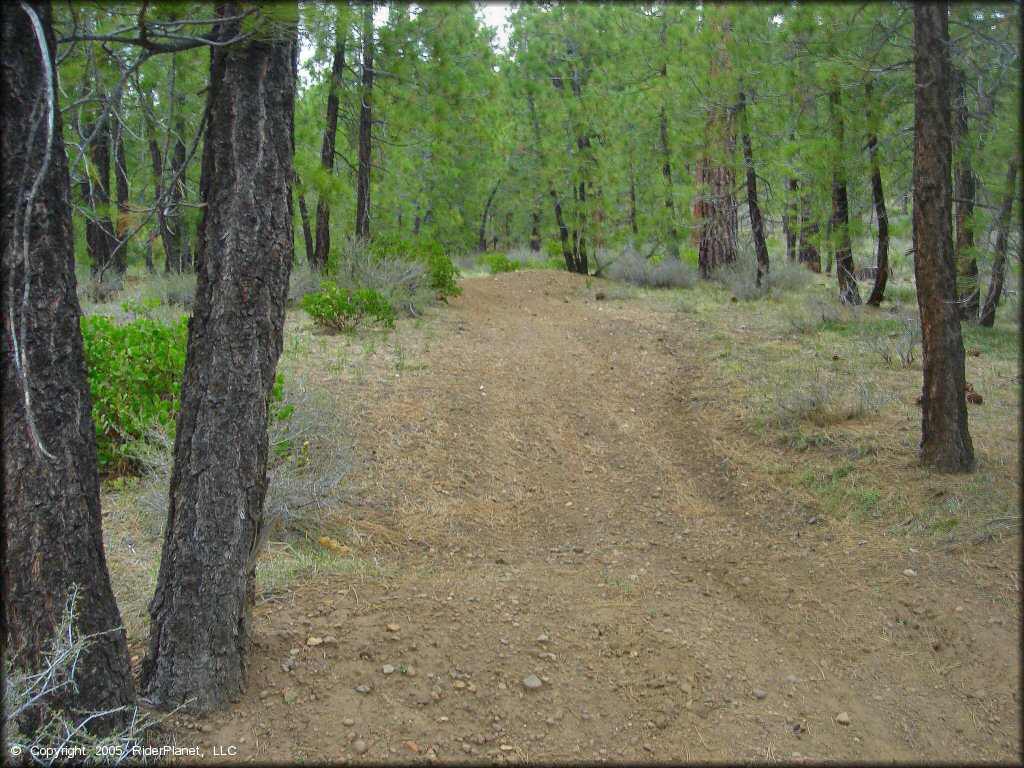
[484,253,522,274]
[302,282,396,331]
[711,261,767,301]
[366,234,461,299]
[609,249,698,289]
[768,259,813,293]
[80,300,188,474]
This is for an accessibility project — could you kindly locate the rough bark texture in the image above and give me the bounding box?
[312,23,345,270]
[296,178,315,266]
[797,193,821,272]
[784,176,798,262]
[140,6,297,711]
[1,0,134,731]
[951,68,979,320]
[865,132,890,307]
[695,157,738,278]
[979,161,1017,328]
[355,6,374,239]
[828,89,860,305]
[739,91,769,287]
[912,2,974,473]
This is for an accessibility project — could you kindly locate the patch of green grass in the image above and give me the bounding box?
[962,323,1019,360]
[256,542,381,597]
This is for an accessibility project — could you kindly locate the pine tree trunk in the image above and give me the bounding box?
[530,210,541,251]
[739,90,769,287]
[313,23,345,270]
[979,161,1017,328]
[658,14,678,258]
[628,167,639,236]
[912,2,974,473]
[296,177,315,266]
[114,123,130,247]
[140,5,297,711]
[478,181,499,253]
[951,68,979,320]
[784,176,798,262]
[696,160,738,278]
[84,115,121,282]
[828,88,860,305]
[2,0,134,732]
[865,132,890,306]
[162,119,192,274]
[550,188,574,272]
[355,5,374,240]
[797,193,821,272]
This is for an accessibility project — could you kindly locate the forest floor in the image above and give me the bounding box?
[150,270,1019,764]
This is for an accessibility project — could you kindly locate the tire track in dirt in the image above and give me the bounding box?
[182,271,1019,764]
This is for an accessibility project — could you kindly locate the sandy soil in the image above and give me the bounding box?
[170,270,1020,764]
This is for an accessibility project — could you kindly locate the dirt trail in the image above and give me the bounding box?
[182,271,1020,763]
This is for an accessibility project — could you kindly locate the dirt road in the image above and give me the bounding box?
[183,271,1020,763]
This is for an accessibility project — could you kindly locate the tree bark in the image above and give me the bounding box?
[865,96,890,306]
[114,121,130,248]
[628,165,639,236]
[2,0,134,732]
[83,114,121,282]
[296,176,315,266]
[658,12,678,258]
[979,161,1017,328]
[784,176,798,262]
[828,88,860,305]
[696,159,738,278]
[549,188,574,271]
[529,210,541,251]
[478,181,499,253]
[312,21,345,270]
[912,2,974,472]
[354,5,373,240]
[797,193,821,272]
[951,67,979,320]
[140,5,298,711]
[738,90,769,287]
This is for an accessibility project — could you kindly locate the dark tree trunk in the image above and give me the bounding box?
[478,181,499,252]
[979,161,1017,328]
[529,210,541,251]
[865,92,890,306]
[738,90,769,287]
[628,166,639,236]
[951,67,979,320]
[912,2,974,473]
[828,88,860,305]
[140,5,298,711]
[784,176,798,262]
[159,118,192,274]
[658,13,678,258]
[114,122,130,248]
[312,23,345,270]
[296,177,315,266]
[83,115,122,282]
[797,193,821,272]
[549,188,575,272]
[1,0,134,732]
[354,5,373,240]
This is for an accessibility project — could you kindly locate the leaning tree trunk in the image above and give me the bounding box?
[140,5,297,712]
[296,176,315,266]
[828,88,860,305]
[312,22,345,270]
[739,90,769,287]
[951,67,979,320]
[865,81,890,307]
[549,188,574,272]
[912,2,974,473]
[979,161,1017,328]
[354,5,373,240]
[1,0,134,732]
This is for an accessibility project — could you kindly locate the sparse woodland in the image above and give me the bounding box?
[2,1,1021,763]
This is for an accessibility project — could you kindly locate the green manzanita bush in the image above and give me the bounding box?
[302,281,396,331]
[484,252,522,274]
[81,299,188,474]
[82,298,293,475]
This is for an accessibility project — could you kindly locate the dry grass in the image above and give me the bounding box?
[640,269,1020,550]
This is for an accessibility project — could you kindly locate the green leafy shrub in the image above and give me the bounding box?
[484,253,522,274]
[80,299,188,474]
[302,282,396,331]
